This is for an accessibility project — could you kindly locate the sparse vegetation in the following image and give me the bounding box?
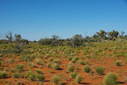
[0,30,127,85]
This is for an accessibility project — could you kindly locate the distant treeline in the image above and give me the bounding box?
[0,30,127,47]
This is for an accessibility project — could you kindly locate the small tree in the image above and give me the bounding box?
[5,32,13,42]
[119,31,125,39]
[96,30,107,40]
[15,34,22,42]
[39,38,52,45]
[51,35,59,40]
[51,35,61,46]
[39,35,61,46]
[71,34,84,47]
[108,30,119,40]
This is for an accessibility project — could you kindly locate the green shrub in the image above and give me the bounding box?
[83,65,91,73]
[21,56,34,62]
[0,54,3,58]
[0,60,3,66]
[35,70,43,74]
[115,60,122,66]
[34,58,44,66]
[13,73,23,78]
[15,81,25,85]
[51,75,62,85]
[79,61,88,65]
[36,74,45,81]
[103,73,118,85]
[70,72,78,79]
[71,57,79,63]
[96,66,105,75]
[26,71,36,81]
[29,63,36,68]
[15,64,24,72]
[67,64,75,72]
[52,63,61,70]
[53,59,61,64]
[26,71,44,81]
[47,63,52,68]
[7,59,15,64]
[68,57,73,61]
[75,75,83,84]
[0,71,8,79]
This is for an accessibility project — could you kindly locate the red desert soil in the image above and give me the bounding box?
[0,57,127,85]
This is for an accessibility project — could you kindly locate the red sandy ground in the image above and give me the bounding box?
[0,57,127,85]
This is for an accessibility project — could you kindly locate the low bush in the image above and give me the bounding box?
[51,75,62,85]
[52,63,61,70]
[0,60,3,66]
[103,73,118,85]
[21,56,34,62]
[96,66,105,75]
[12,73,23,78]
[68,57,73,61]
[70,72,78,79]
[26,71,45,81]
[0,71,8,79]
[83,65,91,73]
[67,64,75,72]
[35,70,43,74]
[29,63,36,68]
[75,75,83,84]
[115,60,122,66]
[52,59,61,64]
[15,64,24,72]
[15,81,25,85]
[26,72,36,81]
[0,54,3,58]
[79,61,88,65]
[71,57,79,63]
[47,63,52,68]
[34,58,44,66]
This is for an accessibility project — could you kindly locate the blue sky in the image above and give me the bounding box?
[0,0,127,40]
